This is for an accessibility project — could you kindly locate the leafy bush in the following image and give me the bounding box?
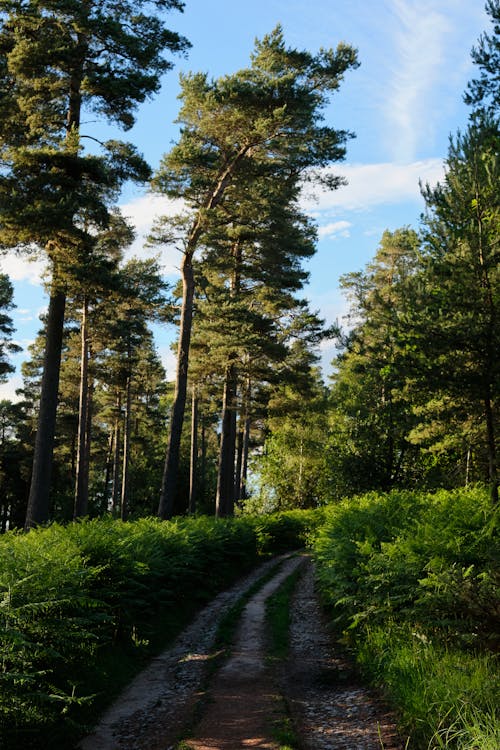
[0,516,260,748]
[313,487,499,748]
[314,487,499,644]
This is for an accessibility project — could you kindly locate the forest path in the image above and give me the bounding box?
[79,555,403,750]
[182,554,305,750]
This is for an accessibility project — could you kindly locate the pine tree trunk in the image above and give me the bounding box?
[25,285,66,529]
[158,251,195,519]
[200,416,207,505]
[74,297,90,518]
[240,413,251,501]
[234,422,244,505]
[238,378,251,502]
[484,388,498,504]
[189,386,198,514]
[157,149,252,520]
[104,427,114,511]
[111,393,122,514]
[121,374,132,521]
[216,363,238,517]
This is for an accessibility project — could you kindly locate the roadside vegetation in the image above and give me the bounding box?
[313,486,499,749]
[0,511,313,749]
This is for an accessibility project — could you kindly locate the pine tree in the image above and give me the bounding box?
[0,0,188,527]
[0,272,20,380]
[152,26,358,517]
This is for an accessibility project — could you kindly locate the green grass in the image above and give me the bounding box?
[265,564,304,750]
[313,487,499,749]
[265,565,303,661]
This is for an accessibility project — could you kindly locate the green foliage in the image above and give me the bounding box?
[266,566,302,661]
[313,487,499,748]
[247,508,325,556]
[0,511,319,747]
[357,625,499,749]
[0,516,260,747]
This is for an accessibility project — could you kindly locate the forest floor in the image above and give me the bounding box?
[79,555,405,750]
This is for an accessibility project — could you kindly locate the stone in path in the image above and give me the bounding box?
[283,558,403,750]
[184,555,305,750]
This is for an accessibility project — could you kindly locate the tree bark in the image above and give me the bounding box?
[189,386,198,514]
[74,296,90,518]
[158,251,195,519]
[157,146,252,520]
[111,392,122,514]
[238,377,252,502]
[121,374,132,521]
[216,363,238,517]
[484,387,498,504]
[25,286,66,529]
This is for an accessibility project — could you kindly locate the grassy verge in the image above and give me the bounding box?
[265,564,304,750]
[313,487,499,749]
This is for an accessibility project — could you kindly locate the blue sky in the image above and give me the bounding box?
[0,0,490,398]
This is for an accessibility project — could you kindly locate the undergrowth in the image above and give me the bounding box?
[0,510,317,749]
[313,486,499,749]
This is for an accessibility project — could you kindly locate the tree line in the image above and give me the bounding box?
[0,1,498,530]
[259,2,499,509]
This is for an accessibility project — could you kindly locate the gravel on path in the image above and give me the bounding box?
[183,554,306,750]
[282,558,404,750]
[78,553,405,750]
[78,556,287,750]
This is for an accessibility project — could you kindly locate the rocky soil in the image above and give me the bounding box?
[79,554,404,750]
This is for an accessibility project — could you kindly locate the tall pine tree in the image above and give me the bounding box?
[0,0,188,527]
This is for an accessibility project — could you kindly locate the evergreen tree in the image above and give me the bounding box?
[418,122,500,502]
[152,26,358,517]
[0,0,188,527]
[465,0,500,120]
[0,272,20,380]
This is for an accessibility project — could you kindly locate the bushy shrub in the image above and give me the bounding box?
[314,487,499,644]
[313,486,499,748]
[0,516,260,748]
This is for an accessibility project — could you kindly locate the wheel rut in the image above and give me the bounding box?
[79,554,403,750]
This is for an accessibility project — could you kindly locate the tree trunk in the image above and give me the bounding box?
[189,386,198,514]
[234,422,244,506]
[25,286,66,529]
[216,363,238,518]
[74,297,90,518]
[104,427,114,511]
[484,388,498,504]
[200,416,207,505]
[240,412,251,501]
[158,251,195,519]
[238,378,251,502]
[121,374,132,521]
[157,147,252,520]
[111,392,122,514]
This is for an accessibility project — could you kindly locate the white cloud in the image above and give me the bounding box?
[385,0,451,161]
[303,159,445,214]
[0,375,23,403]
[119,194,186,276]
[158,344,177,381]
[0,252,46,285]
[318,221,352,239]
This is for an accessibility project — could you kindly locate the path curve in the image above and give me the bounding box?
[78,556,287,750]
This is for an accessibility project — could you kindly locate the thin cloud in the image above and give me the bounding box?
[303,159,445,214]
[119,194,186,275]
[386,0,451,161]
[318,221,352,240]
